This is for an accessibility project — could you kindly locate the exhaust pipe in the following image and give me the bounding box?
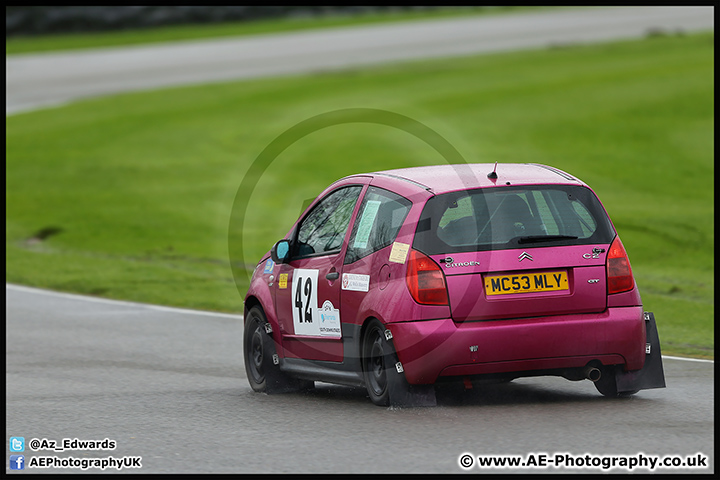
[584,366,601,382]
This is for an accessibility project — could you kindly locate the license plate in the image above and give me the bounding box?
[484,271,568,296]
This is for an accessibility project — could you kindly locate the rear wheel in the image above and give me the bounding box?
[362,319,392,405]
[594,365,638,397]
[361,319,437,407]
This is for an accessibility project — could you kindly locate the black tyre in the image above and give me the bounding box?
[361,319,436,407]
[244,306,272,392]
[243,306,313,393]
[362,319,393,406]
[594,365,638,397]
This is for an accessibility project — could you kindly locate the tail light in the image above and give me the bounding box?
[406,249,448,305]
[606,236,634,294]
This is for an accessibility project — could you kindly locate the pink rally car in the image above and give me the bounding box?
[243,163,666,406]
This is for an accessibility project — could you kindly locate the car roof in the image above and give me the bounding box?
[366,163,585,195]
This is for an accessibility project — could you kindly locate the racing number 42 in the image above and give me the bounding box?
[291,269,319,335]
[295,276,313,323]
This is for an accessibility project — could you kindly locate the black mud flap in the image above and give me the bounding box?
[387,369,437,407]
[262,329,309,394]
[615,311,667,393]
[385,346,437,407]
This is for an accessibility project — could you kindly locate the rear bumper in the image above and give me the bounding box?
[388,307,646,385]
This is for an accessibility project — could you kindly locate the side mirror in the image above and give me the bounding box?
[271,239,291,264]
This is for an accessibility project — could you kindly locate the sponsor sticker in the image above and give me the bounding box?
[353,200,382,249]
[278,273,288,289]
[318,300,341,337]
[263,258,274,274]
[342,273,370,292]
[389,242,410,264]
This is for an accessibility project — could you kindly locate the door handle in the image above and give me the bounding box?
[326,271,340,281]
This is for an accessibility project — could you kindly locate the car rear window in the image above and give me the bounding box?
[413,185,615,254]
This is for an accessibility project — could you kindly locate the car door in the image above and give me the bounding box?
[341,186,414,324]
[274,184,364,362]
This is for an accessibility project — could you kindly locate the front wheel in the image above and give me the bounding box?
[243,306,273,392]
[243,306,312,394]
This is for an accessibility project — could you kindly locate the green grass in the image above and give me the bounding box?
[6,32,713,358]
[6,6,544,55]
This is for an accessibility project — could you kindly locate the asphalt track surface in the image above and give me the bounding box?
[6,6,715,474]
[6,6,715,115]
[5,285,714,473]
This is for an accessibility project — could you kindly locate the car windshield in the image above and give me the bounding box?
[413,185,615,254]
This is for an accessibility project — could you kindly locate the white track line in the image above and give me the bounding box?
[6,283,243,320]
[661,355,713,364]
[7,283,712,363]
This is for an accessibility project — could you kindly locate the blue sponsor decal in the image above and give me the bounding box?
[263,258,275,274]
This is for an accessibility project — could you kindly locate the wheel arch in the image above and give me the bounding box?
[243,295,262,321]
[244,295,284,354]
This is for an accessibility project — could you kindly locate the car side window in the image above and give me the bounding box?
[345,187,412,264]
[295,185,362,258]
